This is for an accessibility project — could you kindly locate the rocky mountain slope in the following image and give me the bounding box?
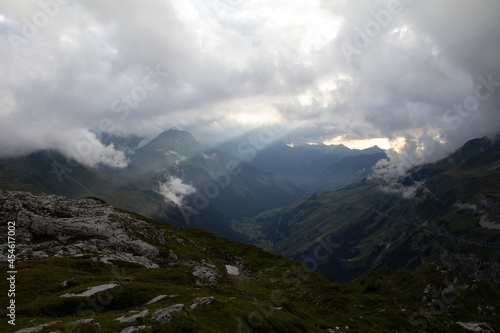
[1,191,499,332]
[236,137,500,286]
[130,129,304,221]
[0,129,304,241]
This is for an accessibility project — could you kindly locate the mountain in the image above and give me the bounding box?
[98,132,147,151]
[0,150,240,241]
[130,129,208,170]
[235,136,500,286]
[1,191,499,332]
[217,131,385,185]
[0,129,304,240]
[301,152,387,194]
[130,128,305,221]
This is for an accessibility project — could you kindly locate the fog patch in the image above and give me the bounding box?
[158,177,196,206]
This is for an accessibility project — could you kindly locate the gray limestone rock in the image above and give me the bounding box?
[120,325,148,333]
[14,321,61,333]
[190,296,215,309]
[192,259,220,285]
[115,309,149,323]
[0,191,177,269]
[154,304,184,324]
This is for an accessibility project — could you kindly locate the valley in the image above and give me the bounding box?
[237,137,500,286]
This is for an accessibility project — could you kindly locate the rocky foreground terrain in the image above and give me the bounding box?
[1,192,171,269]
[1,190,499,332]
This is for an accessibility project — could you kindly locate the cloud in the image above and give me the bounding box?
[158,177,196,207]
[380,181,425,199]
[0,0,499,170]
[0,120,128,168]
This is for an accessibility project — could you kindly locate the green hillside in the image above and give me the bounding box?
[1,191,499,332]
[236,137,500,285]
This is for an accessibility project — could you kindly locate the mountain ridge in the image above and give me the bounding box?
[0,129,304,240]
[129,128,305,222]
[301,152,387,194]
[235,136,500,286]
[215,131,385,185]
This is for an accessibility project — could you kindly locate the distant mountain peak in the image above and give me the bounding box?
[161,127,190,136]
[154,128,201,144]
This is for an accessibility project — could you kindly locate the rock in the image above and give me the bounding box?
[71,319,101,331]
[14,321,61,333]
[154,304,184,324]
[72,319,95,324]
[456,321,494,332]
[115,309,149,323]
[146,295,167,305]
[120,325,148,333]
[479,194,500,214]
[190,296,214,309]
[166,249,178,267]
[60,283,119,298]
[192,260,220,285]
[225,264,239,276]
[0,191,167,269]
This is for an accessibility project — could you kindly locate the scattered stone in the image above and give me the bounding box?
[120,325,148,333]
[115,309,149,323]
[456,321,494,332]
[60,283,119,298]
[146,295,167,305]
[164,249,179,267]
[154,304,185,324]
[192,260,220,285]
[71,319,101,331]
[190,296,214,309]
[225,264,239,276]
[72,319,94,324]
[14,321,61,333]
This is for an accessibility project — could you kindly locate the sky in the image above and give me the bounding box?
[1,0,500,175]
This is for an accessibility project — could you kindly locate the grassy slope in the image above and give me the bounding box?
[1,201,499,332]
[237,139,500,285]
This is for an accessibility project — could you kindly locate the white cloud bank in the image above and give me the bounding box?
[0,0,499,170]
[158,177,196,206]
